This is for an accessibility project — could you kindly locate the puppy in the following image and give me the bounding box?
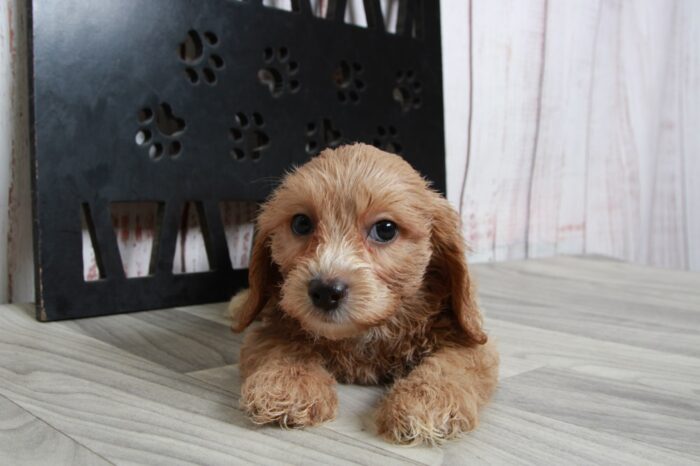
[230,143,498,445]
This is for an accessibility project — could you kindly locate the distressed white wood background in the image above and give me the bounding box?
[1,0,698,304]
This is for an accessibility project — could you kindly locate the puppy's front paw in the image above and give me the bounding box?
[376,379,478,445]
[240,364,338,428]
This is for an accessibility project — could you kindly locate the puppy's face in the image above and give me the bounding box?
[261,145,433,340]
[234,143,486,345]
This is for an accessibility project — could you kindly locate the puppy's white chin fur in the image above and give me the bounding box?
[298,317,367,341]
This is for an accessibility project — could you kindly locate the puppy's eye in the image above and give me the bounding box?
[291,214,313,236]
[369,220,398,243]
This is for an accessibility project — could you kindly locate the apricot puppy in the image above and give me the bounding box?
[230,143,498,445]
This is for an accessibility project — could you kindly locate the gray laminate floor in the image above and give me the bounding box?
[1,256,699,465]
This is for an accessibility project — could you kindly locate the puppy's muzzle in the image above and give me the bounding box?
[308,279,348,312]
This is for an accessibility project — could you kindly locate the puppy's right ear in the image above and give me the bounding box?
[230,227,279,332]
[427,195,488,345]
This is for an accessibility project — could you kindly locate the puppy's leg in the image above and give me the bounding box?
[238,327,337,428]
[376,341,499,445]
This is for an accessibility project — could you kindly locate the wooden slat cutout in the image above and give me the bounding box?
[81,203,105,282]
[173,202,212,275]
[109,202,161,279]
[219,202,256,270]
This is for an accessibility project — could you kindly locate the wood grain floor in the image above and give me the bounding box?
[1,256,698,465]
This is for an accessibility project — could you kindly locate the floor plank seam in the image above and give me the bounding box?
[0,393,117,465]
[487,317,700,362]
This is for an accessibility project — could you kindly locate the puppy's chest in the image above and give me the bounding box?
[321,332,437,384]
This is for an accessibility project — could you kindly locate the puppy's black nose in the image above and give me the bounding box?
[308,279,348,311]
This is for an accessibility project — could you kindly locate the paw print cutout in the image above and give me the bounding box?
[393,69,422,112]
[178,30,224,86]
[332,60,365,104]
[373,125,402,155]
[305,118,342,155]
[229,112,269,161]
[258,46,300,97]
[135,103,186,160]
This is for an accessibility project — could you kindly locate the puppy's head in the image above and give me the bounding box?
[233,144,486,344]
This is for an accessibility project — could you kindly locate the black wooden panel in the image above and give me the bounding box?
[28,0,445,320]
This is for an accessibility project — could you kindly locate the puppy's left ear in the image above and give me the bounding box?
[427,195,487,345]
[230,226,280,332]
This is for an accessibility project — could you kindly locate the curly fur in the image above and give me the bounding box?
[230,143,499,445]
